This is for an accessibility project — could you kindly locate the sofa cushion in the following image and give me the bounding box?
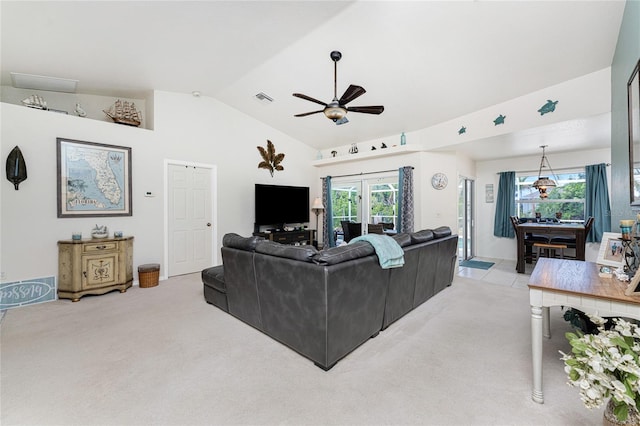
[202,265,225,292]
[255,240,318,262]
[223,233,264,251]
[432,226,452,239]
[410,229,434,244]
[312,241,375,265]
[391,233,412,247]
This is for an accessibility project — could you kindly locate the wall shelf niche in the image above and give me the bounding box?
[312,144,422,167]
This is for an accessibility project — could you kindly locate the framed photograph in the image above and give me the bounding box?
[597,232,625,268]
[57,138,132,218]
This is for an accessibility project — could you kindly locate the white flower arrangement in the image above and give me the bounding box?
[560,314,640,422]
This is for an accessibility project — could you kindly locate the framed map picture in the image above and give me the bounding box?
[57,138,132,218]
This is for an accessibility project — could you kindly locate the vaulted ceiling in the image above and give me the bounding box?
[0,1,626,158]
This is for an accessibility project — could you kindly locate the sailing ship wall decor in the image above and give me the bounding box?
[103,100,142,127]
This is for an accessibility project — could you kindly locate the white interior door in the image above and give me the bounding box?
[168,164,213,276]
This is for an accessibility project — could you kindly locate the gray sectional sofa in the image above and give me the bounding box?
[202,227,458,370]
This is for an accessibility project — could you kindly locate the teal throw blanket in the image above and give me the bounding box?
[350,234,405,269]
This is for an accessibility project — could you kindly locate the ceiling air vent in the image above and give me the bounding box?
[255,92,274,103]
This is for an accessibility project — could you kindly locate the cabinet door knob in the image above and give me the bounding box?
[97,245,106,250]
[83,271,87,278]
[206,223,211,227]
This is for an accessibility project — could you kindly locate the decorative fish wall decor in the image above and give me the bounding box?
[6,146,27,190]
[538,100,558,115]
[458,126,466,135]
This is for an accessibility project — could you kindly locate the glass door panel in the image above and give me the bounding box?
[367,177,398,232]
[457,177,474,260]
[330,180,361,244]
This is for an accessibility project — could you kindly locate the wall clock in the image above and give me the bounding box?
[431,172,448,190]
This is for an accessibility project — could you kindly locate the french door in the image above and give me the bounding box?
[330,174,398,244]
[458,177,474,260]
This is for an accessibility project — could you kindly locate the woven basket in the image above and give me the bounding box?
[138,264,160,288]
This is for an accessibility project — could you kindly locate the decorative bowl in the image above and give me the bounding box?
[91,232,109,239]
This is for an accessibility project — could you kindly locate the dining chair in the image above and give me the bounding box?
[348,222,362,240]
[342,221,362,242]
[511,216,549,264]
[550,216,594,249]
[381,222,395,231]
[367,223,385,234]
[341,221,352,243]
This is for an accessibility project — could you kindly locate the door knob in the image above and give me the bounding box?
[206,223,211,227]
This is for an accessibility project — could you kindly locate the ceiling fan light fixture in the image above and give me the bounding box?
[324,106,346,121]
[293,51,384,123]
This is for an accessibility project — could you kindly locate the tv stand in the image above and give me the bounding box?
[254,230,314,246]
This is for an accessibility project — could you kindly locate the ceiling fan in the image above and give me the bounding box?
[293,51,384,125]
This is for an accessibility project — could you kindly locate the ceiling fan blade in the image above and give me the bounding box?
[292,93,327,107]
[338,85,366,105]
[347,105,384,115]
[294,110,324,117]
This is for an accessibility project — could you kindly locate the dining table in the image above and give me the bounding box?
[516,222,586,273]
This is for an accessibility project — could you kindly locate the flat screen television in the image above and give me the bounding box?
[255,184,310,228]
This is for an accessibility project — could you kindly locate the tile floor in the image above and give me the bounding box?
[457,256,535,289]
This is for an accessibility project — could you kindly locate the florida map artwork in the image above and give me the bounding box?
[56,138,132,217]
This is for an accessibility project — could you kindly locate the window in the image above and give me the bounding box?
[516,170,586,221]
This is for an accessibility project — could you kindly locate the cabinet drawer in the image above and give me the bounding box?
[83,242,118,253]
[273,232,308,244]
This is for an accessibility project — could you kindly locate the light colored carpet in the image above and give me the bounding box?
[1,272,604,425]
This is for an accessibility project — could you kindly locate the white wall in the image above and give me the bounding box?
[475,148,611,262]
[0,90,316,283]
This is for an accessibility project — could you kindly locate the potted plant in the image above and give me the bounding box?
[560,314,640,424]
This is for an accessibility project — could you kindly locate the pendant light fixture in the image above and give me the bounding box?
[532,145,557,199]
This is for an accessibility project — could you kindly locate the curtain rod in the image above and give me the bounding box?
[496,163,610,175]
[326,167,414,179]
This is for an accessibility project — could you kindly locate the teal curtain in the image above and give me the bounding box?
[585,163,611,242]
[322,176,335,247]
[493,171,516,238]
[397,166,414,233]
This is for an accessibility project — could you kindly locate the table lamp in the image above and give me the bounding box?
[311,197,325,243]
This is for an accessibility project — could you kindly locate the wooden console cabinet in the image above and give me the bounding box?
[58,236,134,302]
[254,230,314,246]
